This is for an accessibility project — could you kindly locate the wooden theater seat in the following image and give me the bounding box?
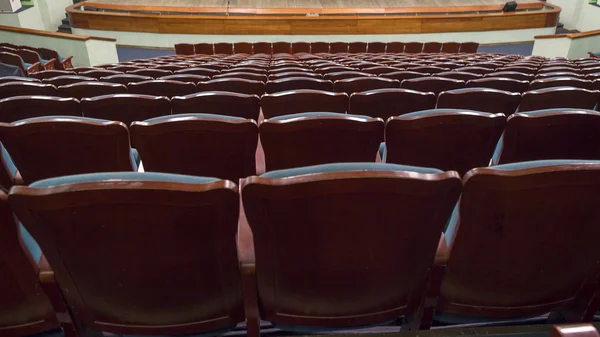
[81,94,171,126]
[171,92,261,120]
[260,89,348,118]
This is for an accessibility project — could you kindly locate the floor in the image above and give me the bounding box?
[90,0,536,8]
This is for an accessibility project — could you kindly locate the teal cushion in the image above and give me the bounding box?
[269,112,371,121]
[517,108,600,116]
[274,319,397,333]
[444,204,459,246]
[435,312,543,325]
[490,133,504,165]
[30,172,219,188]
[492,160,600,171]
[144,113,246,123]
[261,162,443,178]
[1,143,17,178]
[401,109,486,118]
[20,224,42,264]
[130,148,140,171]
[16,116,111,124]
[378,142,386,163]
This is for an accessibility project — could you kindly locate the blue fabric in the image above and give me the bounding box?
[378,142,386,163]
[490,133,504,165]
[130,148,140,171]
[517,108,600,116]
[20,224,42,264]
[269,112,370,121]
[24,62,33,68]
[144,113,245,123]
[492,160,600,171]
[444,204,459,246]
[16,116,110,124]
[24,328,64,337]
[434,312,543,325]
[1,143,17,178]
[59,56,65,62]
[274,319,397,333]
[30,172,219,188]
[400,109,488,118]
[261,162,443,178]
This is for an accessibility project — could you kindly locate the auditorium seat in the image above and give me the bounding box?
[159,74,210,84]
[349,42,367,53]
[175,67,219,77]
[381,70,431,82]
[0,76,40,84]
[349,88,437,119]
[272,42,291,54]
[528,77,595,90]
[213,72,268,82]
[259,112,383,171]
[0,190,67,336]
[154,64,187,72]
[194,43,214,55]
[234,42,253,54]
[400,77,465,96]
[127,80,196,98]
[81,94,171,126]
[455,66,494,75]
[441,42,460,53]
[100,74,154,85]
[197,78,265,96]
[58,82,128,100]
[386,42,405,53]
[0,96,80,122]
[38,47,73,70]
[316,65,354,75]
[485,71,534,82]
[502,66,538,74]
[324,71,373,81]
[519,87,599,112]
[9,172,245,336]
[537,72,586,79]
[330,42,349,54]
[492,109,600,165]
[437,71,483,81]
[78,69,122,79]
[459,42,479,53]
[241,162,461,335]
[130,114,258,180]
[0,51,39,74]
[174,43,195,55]
[466,77,531,93]
[222,67,266,75]
[261,90,348,118]
[171,92,260,120]
[291,42,311,54]
[214,43,234,55]
[310,42,330,54]
[30,70,75,80]
[333,77,399,95]
[423,42,442,53]
[0,82,57,99]
[252,42,272,54]
[437,88,521,115]
[383,109,505,175]
[266,77,332,93]
[108,65,145,72]
[367,42,386,53]
[126,68,172,78]
[42,75,97,87]
[361,66,401,75]
[405,42,424,54]
[432,160,600,327]
[0,117,138,184]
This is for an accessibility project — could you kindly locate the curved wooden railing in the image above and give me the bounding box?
[535,28,600,40]
[67,1,560,35]
[0,24,115,42]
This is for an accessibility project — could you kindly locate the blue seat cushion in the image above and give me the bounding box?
[401,108,487,118]
[261,162,442,178]
[378,142,386,162]
[24,62,33,68]
[30,172,219,188]
[1,143,17,178]
[492,160,600,171]
[144,113,246,123]
[490,133,504,165]
[434,312,547,325]
[130,148,140,171]
[517,108,600,116]
[269,112,371,121]
[444,204,459,246]
[94,325,234,337]
[20,223,42,264]
[274,319,397,333]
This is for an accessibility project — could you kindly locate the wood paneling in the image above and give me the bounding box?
[67,2,560,35]
[535,28,600,40]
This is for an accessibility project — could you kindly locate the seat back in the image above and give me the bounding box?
[437,71,482,82]
[42,75,96,87]
[324,71,372,81]
[0,117,134,184]
[440,161,600,319]
[0,52,26,73]
[485,71,534,82]
[348,42,367,53]
[175,67,219,77]
[349,88,436,119]
[0,96,80,122]
[529,77,595,90]
[272,42,291,54]
[194,43,214,55]
[260,90,348,118]
[520,87,599,112]
[9,172,244,335]
[405,42,424,54]
[234,42,253,54]
[260,113,384,171]
[386,109,505,175]
[367,42,386,53]
[214,72,267,82]
[160,74,210,84]
[266,77,332,93]
[127,69,172,79]
[381,70,431,82]
[0,82,57,99]
[437,88,521,116]
[466,77,530,93]
[290,42,310,53]
[128,80,196,98]
[401,77,465,96]
[423,42,442,53]
[441,42,460,53]
[333,77,399,95]
[131,114,258,180]
[386,42,405,53]
[330,42,349,53]
[310,42,330,54]
[497,109,600,164]
[252,42,272,54]
[174,43,195,55]
[79,69,122,79]
[197,78,265,96]
[0,190,60,336]
[459,42,479,53]
[30,70,75,80]
[81,94,171,126]
[242,163,461,327]
[58,82,127,99]
[214,43,234,54]
[171,92,260,120]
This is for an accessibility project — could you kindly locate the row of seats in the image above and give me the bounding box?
[0,107,598,189]
[3,159,600,337]
[0,42,73,73]
[174,41,481,55]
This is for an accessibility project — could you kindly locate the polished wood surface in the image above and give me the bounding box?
[0,24,115,42]
[535,29,600,40]
[67,1,559,35]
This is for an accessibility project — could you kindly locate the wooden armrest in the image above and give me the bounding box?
[237,183,255,266]
[26,62,41,73]
[416,233,449,330]
[38,254,78,336]
[14,170,23,186]
[434,233,450,266]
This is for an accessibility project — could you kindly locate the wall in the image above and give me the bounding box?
[36,0,72,31]
[0,4,44,30]
[72,26,557,49]
[575,2,600,32]
[531,36,572,58]
[549,0,583,30]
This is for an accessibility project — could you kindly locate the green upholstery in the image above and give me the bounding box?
[30,172,219,188]
[261,162,442,178]
[269,112,371,121]
[144,113,246,123]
